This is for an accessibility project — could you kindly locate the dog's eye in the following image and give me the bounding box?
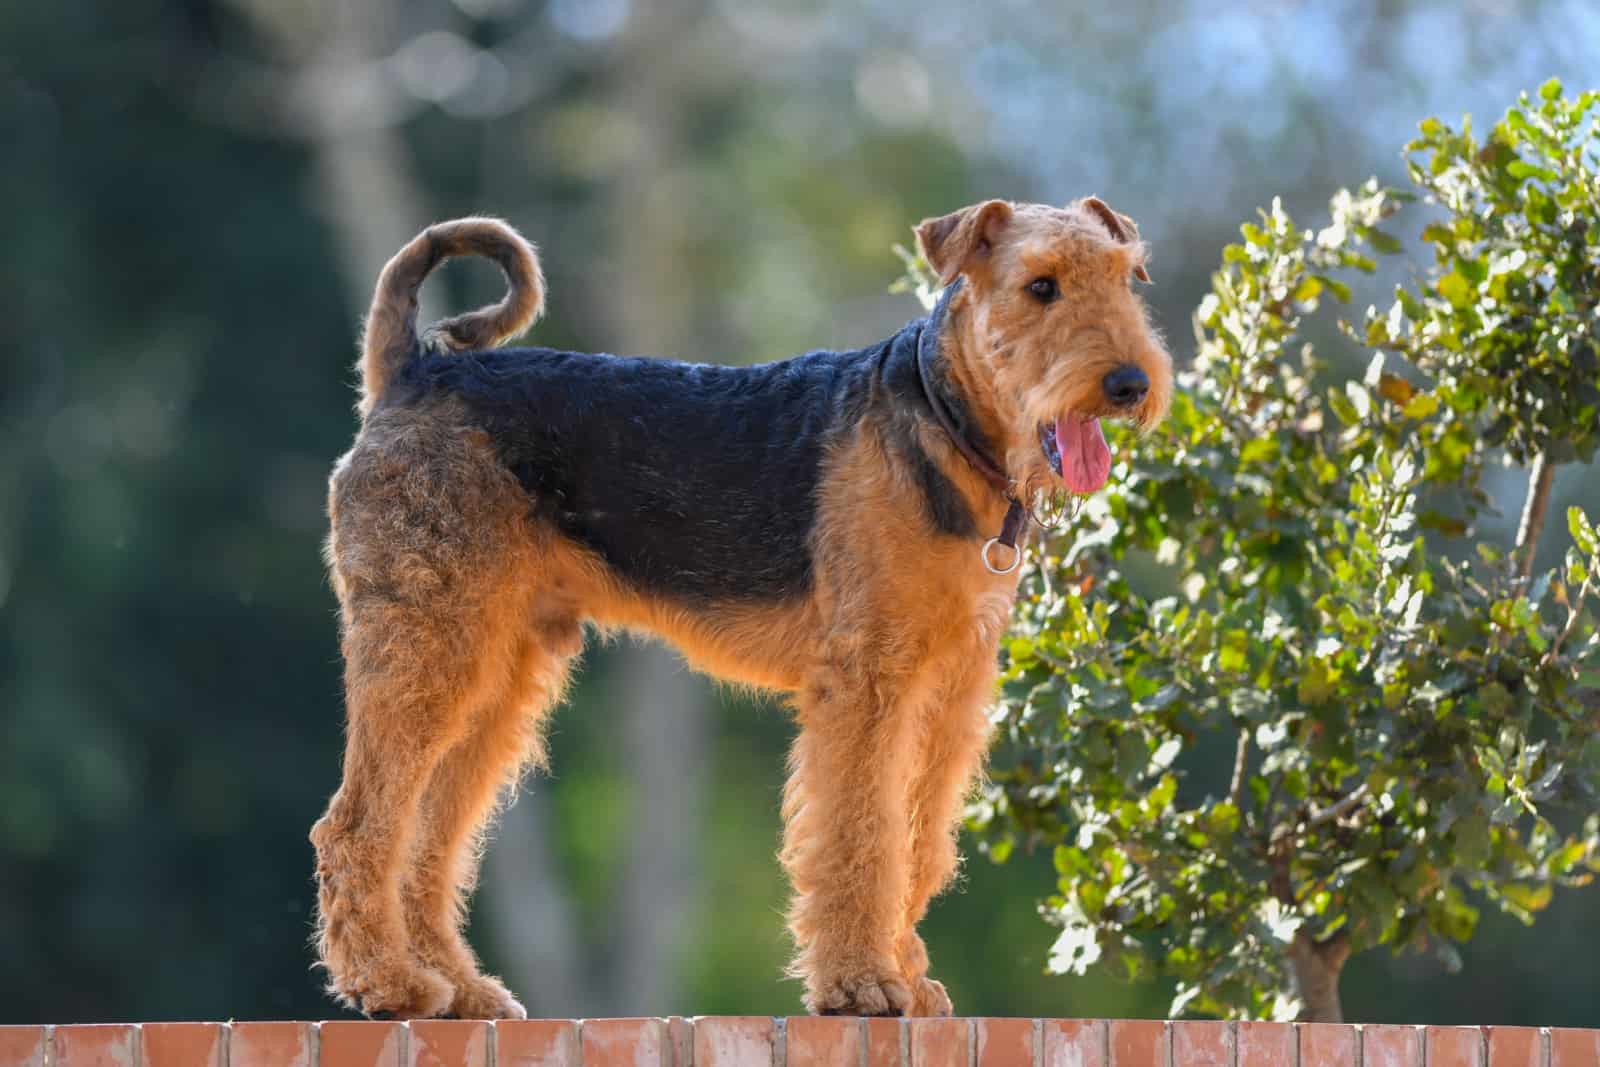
[1027,277,1059,303]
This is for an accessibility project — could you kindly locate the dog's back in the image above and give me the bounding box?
[383,342,871,602]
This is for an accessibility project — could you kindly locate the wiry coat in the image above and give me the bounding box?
[311,203,1173,1021]
[384,284,983,603]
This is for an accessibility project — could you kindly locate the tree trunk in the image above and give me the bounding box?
[231,0,596,1012]
[591,0,711,1017]
[614,645,710,1015]
[481,791,588,1017]
[1515,449,1556,580]
[1288,931,1350,1023]
[229,0,442,331]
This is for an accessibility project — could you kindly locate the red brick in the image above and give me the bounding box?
[1042,1019,1104,1067]
[1552,1028,1600,1067]
[1427,1027,1483,1067]
[144,1024,224,1067]
[1485,1027,1542,1067]
[0,1028,47,1067]
[911,1019,968,1067]
[975,1019,1034,1067]
[53,1026,138,1067]
[1236,1023,1294,1067]
[1171,1022,1230,1067]
[1108,1021,1164,1067]
[866,1019,905,1067]
[408,1021,488,1067]
[1363,1025,1421,1067]
[496,1021,579,1067]
[668,1018,694,1067]
[321,1022,404,1067]
[1300,1023,1357,1067]
[581,1019,667,1067]
[787,1018,860,1067]
[231,1023,316,1067]
[696,1017,773,1067]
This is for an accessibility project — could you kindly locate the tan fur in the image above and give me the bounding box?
[311,200,1173,1020]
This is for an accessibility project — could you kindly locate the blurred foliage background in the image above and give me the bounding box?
[2,0,1597,1027]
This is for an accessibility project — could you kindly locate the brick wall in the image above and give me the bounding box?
[3,1019,1598,1067]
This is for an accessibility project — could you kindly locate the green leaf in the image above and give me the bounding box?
[1539,77,1563,101]
[1150,738,1183,775]
[1437,271,1475,309]
[1367,228,1404,254]
[1550,840,1590,875]
[1569,507,1599,556]
[1219,630,1250,673]
[1312,274,1352,303]
[1402,392,1440,419]
[1206,801,1241,836]
[1395,287,1427,321]
[1345,381,1372,420]
[1500,881,1554,913]
[1507,160,1558,182]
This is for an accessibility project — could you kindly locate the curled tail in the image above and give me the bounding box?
[358,216,545,416]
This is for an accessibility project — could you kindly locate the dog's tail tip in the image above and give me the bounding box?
[358,216,546,417]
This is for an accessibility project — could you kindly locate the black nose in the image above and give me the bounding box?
[1102,364,1149,408]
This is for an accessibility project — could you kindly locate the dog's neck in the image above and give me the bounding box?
[915,287,1005,492]
[912,283,1027,564]
[914,282,1014,492]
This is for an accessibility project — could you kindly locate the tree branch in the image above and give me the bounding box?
[1228,729,1250,807]
[1542,575,1593,669]
[1515,450,1557,580]
[1306,783,1369,828]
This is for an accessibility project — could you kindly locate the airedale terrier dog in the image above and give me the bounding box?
[311,198,1173,1020]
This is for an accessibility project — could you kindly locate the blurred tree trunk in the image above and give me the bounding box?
[232,0,442,326]
[238,0,714,1018]
[482,790,587,1016]
[1288,931,1350,1023]
[614,645,710,1013]
[489,0,714,1019]
[592,0,711,1017]
[232,0,592,1013]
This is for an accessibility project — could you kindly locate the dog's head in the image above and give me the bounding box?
[915,198,1173,502]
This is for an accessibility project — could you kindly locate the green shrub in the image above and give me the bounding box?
[903,82,1600,1021]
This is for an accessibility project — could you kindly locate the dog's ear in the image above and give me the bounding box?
[915,200,1013,285]
[1081,196,1152,283]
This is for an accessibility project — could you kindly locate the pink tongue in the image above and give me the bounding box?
[1056,417,1111,494]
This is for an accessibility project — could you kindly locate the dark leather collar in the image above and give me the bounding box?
[914,284,1028,566]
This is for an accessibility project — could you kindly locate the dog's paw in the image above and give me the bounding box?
[908,975,953,1017]
[448,974,528,1020]
[338,959,456,1020]
[810,971,914,1017]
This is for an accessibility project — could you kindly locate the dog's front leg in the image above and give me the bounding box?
[781,658,921,1016]
[894,654,1001,1017]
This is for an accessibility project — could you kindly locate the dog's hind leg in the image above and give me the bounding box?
[311,598,512,1019]
[402,616,581,1019]
[312,419,540,1019]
